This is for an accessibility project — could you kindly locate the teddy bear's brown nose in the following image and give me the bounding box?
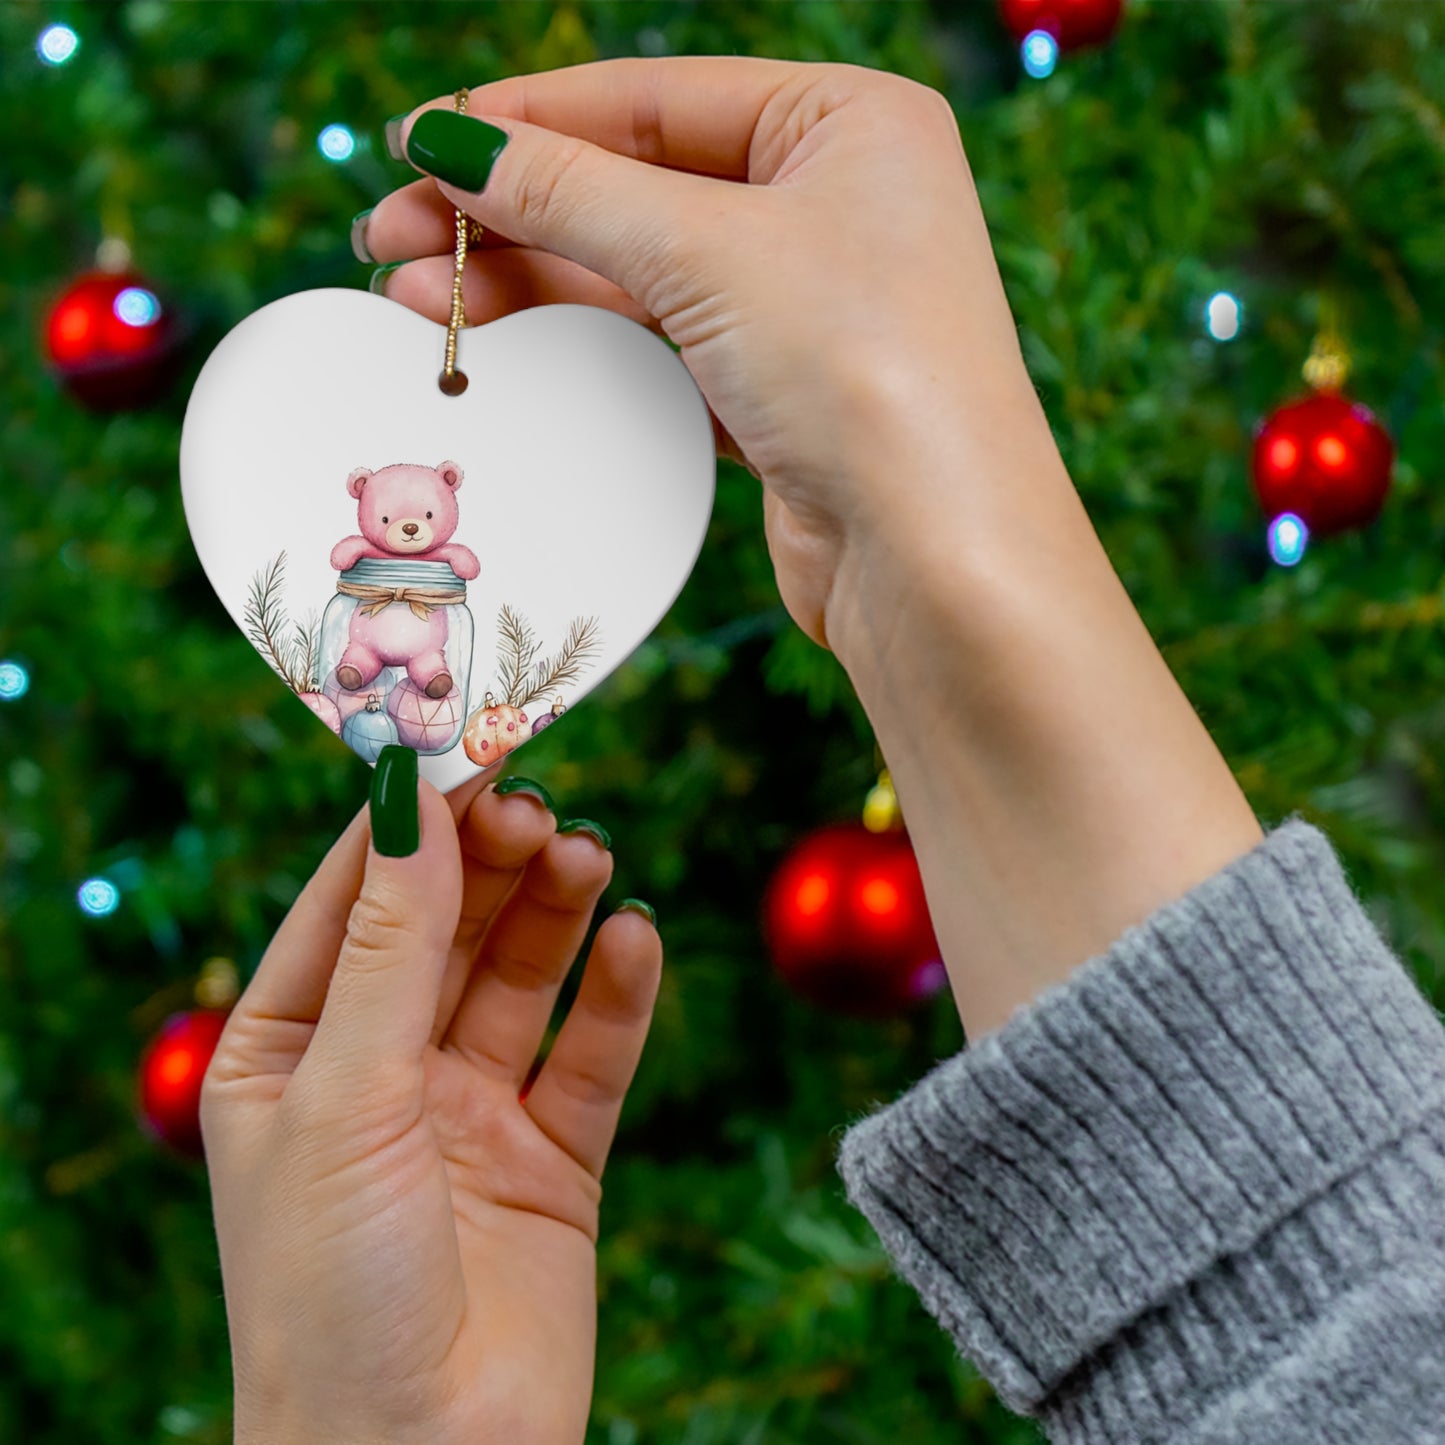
[402,522,419,537]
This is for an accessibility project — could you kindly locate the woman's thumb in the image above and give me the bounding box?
[303,748,462,1088]
[395,106,719,310]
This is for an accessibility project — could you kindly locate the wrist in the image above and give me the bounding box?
[234,1411,428,1445]
[823,410,1262,1039]
[823,367,1079,678]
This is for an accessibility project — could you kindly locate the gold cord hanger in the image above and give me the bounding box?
[440,88,478,395]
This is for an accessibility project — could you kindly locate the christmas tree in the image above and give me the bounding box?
[3,3,1444,1442]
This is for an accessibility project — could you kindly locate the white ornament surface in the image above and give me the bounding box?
[180,288,715,792]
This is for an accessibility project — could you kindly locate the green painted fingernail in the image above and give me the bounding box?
[405,110,510,192]
[493,775,556,812]
[369,261,404,296]
[558,818,611,851]
[350,208,375,264]
[370,746,419,857]
[617,898,656,925]
[384,113,409,161]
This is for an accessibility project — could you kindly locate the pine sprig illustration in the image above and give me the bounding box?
[243,551,316,695]
[521,615,601,707]
[295,610,322,693]
[496,603,541,707]
[245,552,299,690]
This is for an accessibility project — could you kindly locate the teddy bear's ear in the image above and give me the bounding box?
[347,467,373,498]
[437,461,464,490]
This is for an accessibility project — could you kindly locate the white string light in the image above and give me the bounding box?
[1022,30,1059,79]
[318,124,356,162]
[77,878,121,918]
[1267,512,1309,567]
[1205,291,1243,341]
[37,24,79,66]
[0,660,29,700]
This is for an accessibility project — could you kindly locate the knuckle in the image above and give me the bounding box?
[275,1071,327,1134]
[629,76,667,167]
[893,75,960,132]
[272,1083,324,1150]
[340,893,412,969]
[486,938,560,992]
[197,1036,251,1144]
[551,1058,618,1110]
[198,1054,230,1108]
[196,1023,245,1113]
[279,1059,408,1143]
[197,1076,224,1135]
[513,135,591,231]
[631,221,685,297]
[816,60,879,94]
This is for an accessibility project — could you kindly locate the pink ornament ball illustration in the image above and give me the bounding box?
[298,690,342,735]
[387,677,464,753]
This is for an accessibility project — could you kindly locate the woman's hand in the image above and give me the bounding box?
[194,56,1263,1445]
[363,58,1262,1042]
[201,761,660,1445]
[361,56,1054,656]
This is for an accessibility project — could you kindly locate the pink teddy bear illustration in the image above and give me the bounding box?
[330,460,480,699]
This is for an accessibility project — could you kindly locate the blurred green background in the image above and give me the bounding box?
[3,2,1444,1441]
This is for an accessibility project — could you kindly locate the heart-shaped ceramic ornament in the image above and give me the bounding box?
[180,289,716,793]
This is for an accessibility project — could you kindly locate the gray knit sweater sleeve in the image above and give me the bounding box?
[835,819,1445,1443]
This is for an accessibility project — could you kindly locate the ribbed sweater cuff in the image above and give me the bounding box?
[835,819,1445,1430]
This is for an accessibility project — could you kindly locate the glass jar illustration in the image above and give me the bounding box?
[320,557,473,758]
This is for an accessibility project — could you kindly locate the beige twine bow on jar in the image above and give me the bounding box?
[334,580,466,620]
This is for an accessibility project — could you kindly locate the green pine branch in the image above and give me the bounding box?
[295,610,322,693]
[521,615,602,707]
[244,551,309,694]
[496,603,541,707]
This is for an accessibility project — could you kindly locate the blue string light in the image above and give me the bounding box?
[1021,30,1059,79]
[1268,512,1309,567]
[37,24,79,66]
[114,287,162,327]
[1205,291,1243,342]
[318,124,356,162]
[0,660,28,701]
[77,878,121,918]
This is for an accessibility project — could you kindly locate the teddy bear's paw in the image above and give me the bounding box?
[423,672,454,700]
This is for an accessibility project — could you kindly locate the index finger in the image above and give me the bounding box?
[411,55,810,182]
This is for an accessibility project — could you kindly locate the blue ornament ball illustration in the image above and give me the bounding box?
[342,693,398,763]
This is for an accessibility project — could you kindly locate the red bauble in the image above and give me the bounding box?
[44,270,183,410]
[1251,392,1394,537]
[998,0,1124,49]
[137,1009,230,1157]
[763,823,945,1017]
